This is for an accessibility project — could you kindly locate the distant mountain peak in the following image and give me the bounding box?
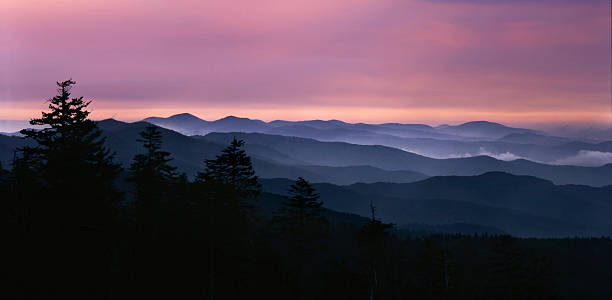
[218,115,243,120]
[98,118,122,123]
[97,118,130,126]
[168,113,203,120]
[215,115,266,123]
[459,121,506,127]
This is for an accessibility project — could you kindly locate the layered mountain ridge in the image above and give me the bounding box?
[142,113,612,166]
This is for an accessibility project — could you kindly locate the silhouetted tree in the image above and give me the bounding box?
[271,177,329,298]
[127,125,181,297]
[272,177,329,249]
[16,79,122,298]
[196,137,261,300]
[357,201,394,300]
[129,125,177,215]
[198,137,261,200]
[19,79,121,227]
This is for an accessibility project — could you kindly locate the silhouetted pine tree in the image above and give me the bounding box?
[196,137,261,238]
[129,125,177,215]
[127,125,180,297]
[272,177,329,250]
[15,79,122,298]
[196,137,261,300]
[271,177,329,298]
[19,79,121,228]
[357,201,394,300]
[198,137,261,200]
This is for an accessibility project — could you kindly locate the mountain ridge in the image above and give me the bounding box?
[260,172,612,237]
[140,114,612,166]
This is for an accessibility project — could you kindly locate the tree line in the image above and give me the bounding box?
[3,80,612,299]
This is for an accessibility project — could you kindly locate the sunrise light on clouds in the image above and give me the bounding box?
[1,0,610,127]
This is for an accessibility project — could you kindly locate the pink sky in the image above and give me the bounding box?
[1,0,610,128]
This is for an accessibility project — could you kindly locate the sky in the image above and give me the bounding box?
[1,0,611,131]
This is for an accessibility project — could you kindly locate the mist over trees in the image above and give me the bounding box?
[3,81,612,299]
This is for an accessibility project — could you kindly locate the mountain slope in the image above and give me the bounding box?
[142,114,612,166]
[2,120,611,186]
[260,173,612,237]
[345,172,612,231]
[200,132,612,186]
[436,121,539,139]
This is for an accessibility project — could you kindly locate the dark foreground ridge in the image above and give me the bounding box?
[4,81,612,299]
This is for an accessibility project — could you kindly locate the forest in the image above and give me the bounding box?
[3,81,612,300]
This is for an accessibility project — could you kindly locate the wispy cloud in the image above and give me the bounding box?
[435,147,526,161]
[552,150,612,167]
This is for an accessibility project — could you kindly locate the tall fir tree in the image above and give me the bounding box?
[272,177,329,252]
[196,137,261,233]
[196,137,261,300]
[198,137,261,201]
[128,125,180,298]
[15,79,122,298]
[271,177,329,299]
[19,79,121,228]
[129,125,177,213]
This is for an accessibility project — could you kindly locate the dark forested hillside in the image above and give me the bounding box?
[261,175,612,237]
[3,85,612,299]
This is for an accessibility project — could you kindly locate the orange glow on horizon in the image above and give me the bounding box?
[1,101,610,129]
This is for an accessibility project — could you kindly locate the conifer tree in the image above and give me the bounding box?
[196,137,261,300]
[198,137,261,201]
[271,177,329,299]
[357,201,394,300]
[128,125,180,298]
[15,79,121,298]
[129,125,177,212]
[272,177,329,252]
[19,79,121,228]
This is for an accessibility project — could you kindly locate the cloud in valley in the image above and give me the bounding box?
[552,150,612,167]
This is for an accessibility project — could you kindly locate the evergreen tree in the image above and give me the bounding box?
[196,137,261,300]
[272,177,329,252]
[19,79,121,228]
[15,79,122,298]
[357,201,394,300]
[129,125,177,212]
[198,137,261,201]
[128,125,181,298]
[271,177,329,298]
